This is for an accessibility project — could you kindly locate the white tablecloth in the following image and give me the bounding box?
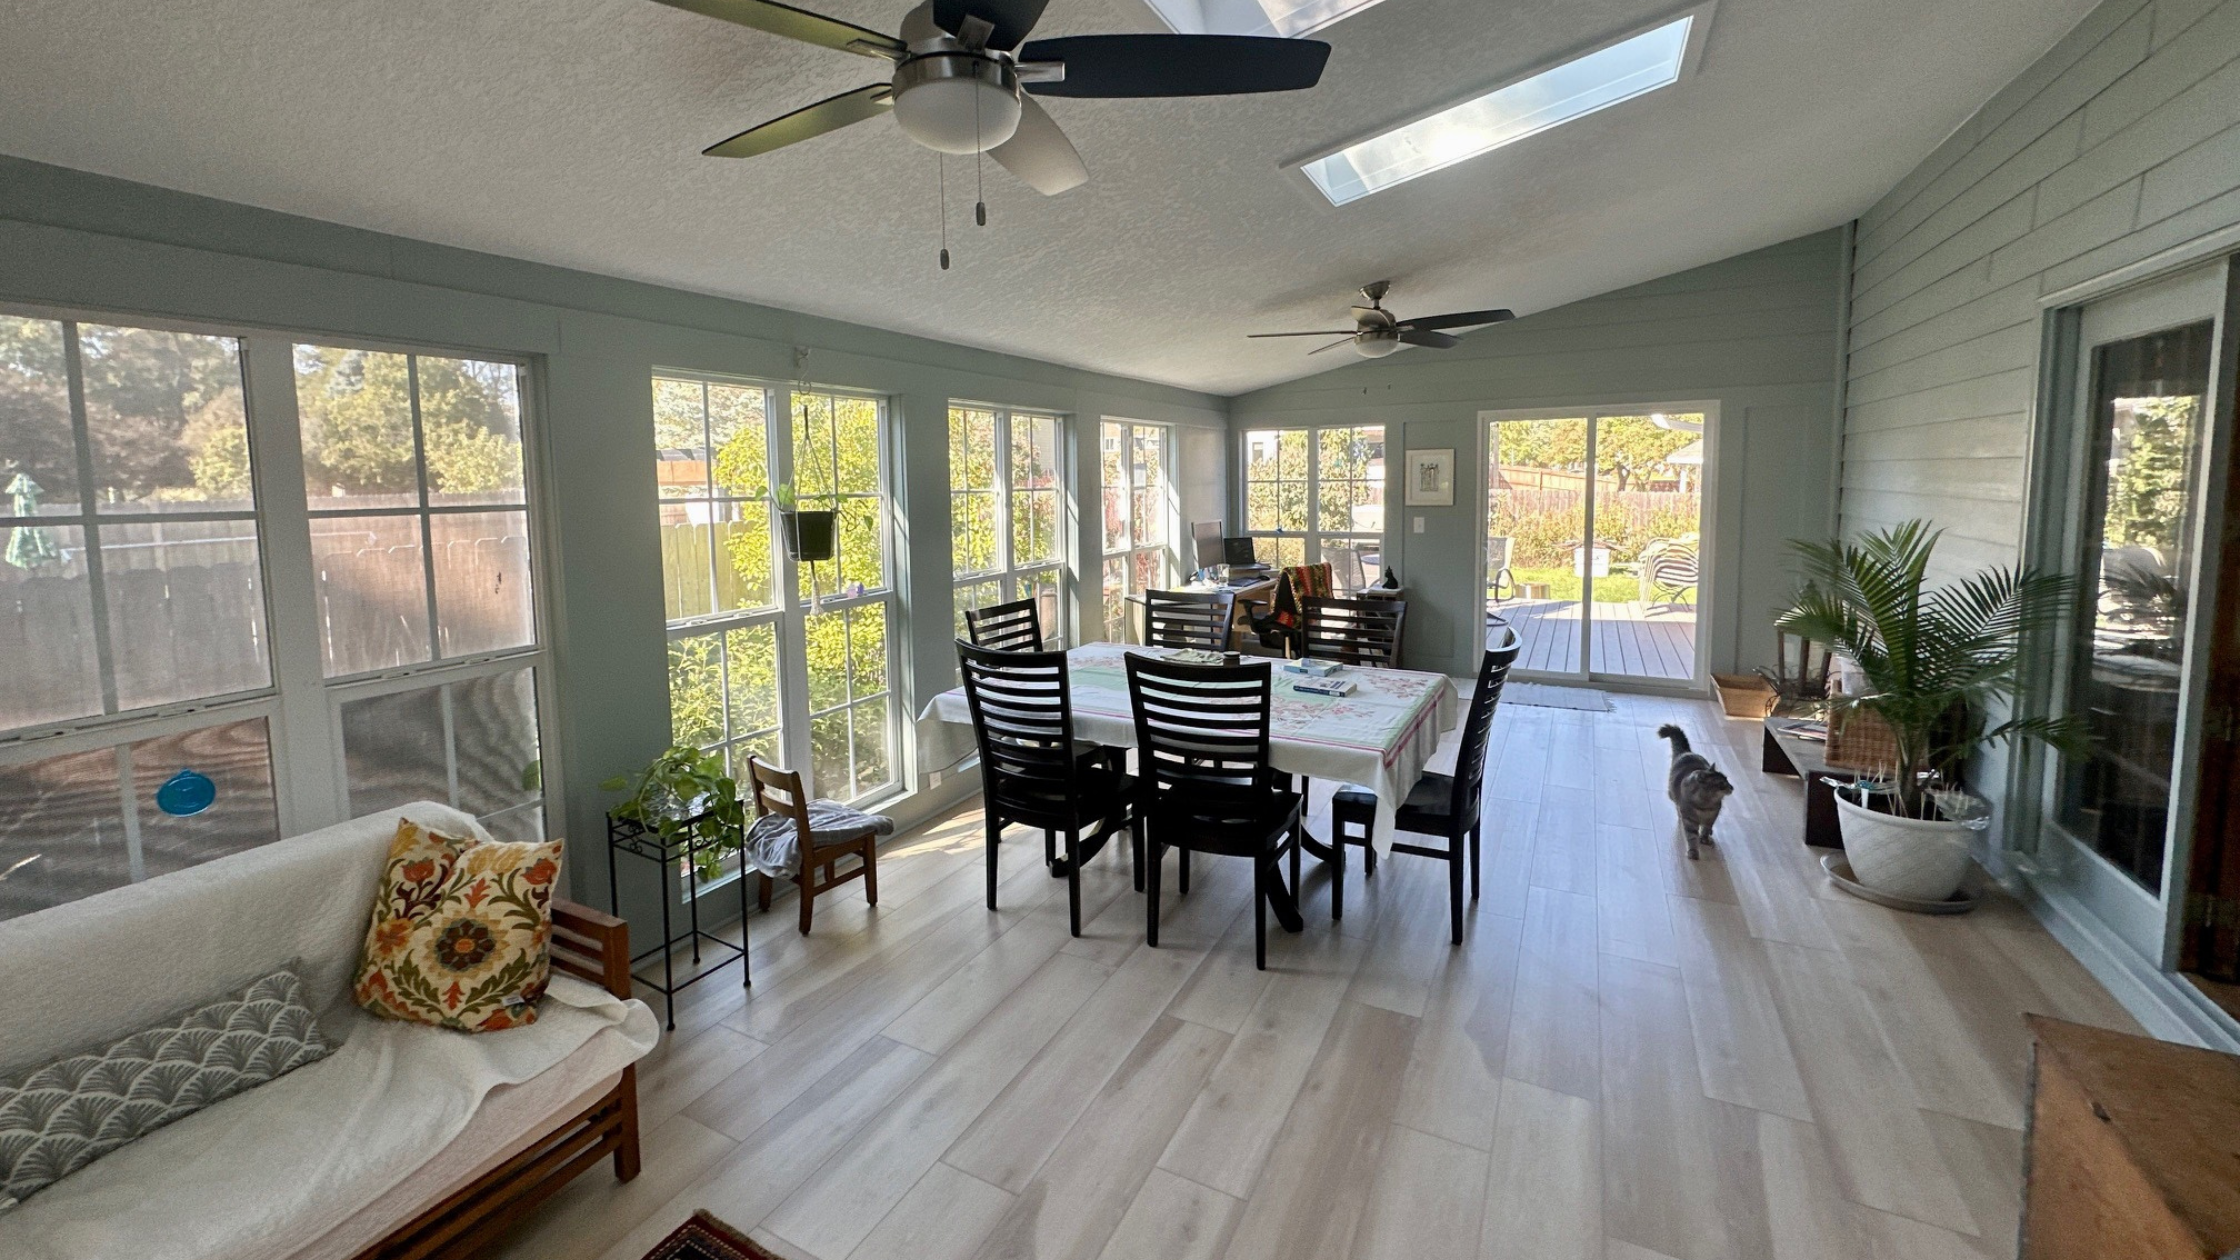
[917,644,1459,850]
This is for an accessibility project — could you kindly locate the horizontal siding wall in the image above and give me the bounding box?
[1840,0,2240,576]
[1231,231,1844,682]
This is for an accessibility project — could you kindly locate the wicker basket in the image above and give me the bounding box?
[1826,706,1901,773]
[1711,673,1778,719]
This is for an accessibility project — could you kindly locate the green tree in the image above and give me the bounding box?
[2105,396,2195,554]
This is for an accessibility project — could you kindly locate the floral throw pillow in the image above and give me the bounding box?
[352,819,562,1033]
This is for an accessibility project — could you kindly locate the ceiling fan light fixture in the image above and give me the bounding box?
[1352,330,1402,358]
[891,55,1024,154]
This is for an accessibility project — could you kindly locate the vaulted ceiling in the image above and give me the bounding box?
[0,0,2096,394]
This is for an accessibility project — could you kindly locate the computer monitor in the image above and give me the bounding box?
[1224,536,1260,567]
[1191,520,1226,570]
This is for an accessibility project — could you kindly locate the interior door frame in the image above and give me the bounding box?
[1477,401,1720,692]
[2011,254,2239,972]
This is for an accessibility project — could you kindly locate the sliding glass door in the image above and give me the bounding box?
[2027,264,2227,963]
[1484,408,1707,684]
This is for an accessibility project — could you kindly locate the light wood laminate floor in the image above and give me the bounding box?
[492,694,2139,1260]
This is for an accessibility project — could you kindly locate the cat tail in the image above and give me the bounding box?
[1656,723,1691,753]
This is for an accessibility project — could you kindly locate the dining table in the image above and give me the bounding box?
[917,641,1460,931]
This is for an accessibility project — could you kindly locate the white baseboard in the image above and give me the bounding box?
[2015,871,2240,1051]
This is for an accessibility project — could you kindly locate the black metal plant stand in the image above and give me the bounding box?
[606,808,752,1031]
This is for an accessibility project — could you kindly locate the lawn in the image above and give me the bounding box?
[1492,566,1649,604]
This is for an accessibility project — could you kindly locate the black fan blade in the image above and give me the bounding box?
[703,84,893,158]
[989,94,1087,194]
[1398,329,1460,350]
[1249,330,1357,338]
[1307,337,1359,355]
[1018,35,1331,98]
[933,0,1049,50]
[653,0,907,58]
[1400,308,1515,332]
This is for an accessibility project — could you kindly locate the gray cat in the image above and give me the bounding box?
[1658,724,1734,860]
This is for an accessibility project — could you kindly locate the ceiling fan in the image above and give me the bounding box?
[654,0,1333,197]
[1250,281,1516,358]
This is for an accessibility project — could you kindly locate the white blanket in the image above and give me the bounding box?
[0,977,656,1260]
[0,803,659,1260]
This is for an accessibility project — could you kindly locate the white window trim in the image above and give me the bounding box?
[0,304,564,869]
[1099,419,1178,644]
[1237,423,1388,573]
[951,403,1072,647]
[653,372,903,806]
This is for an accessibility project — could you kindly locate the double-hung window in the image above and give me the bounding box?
[951,404,1067,646]
[656,375,898,804]
[1099,420,1175,643]
[0,311,554,922]
[1241,425,1386,581]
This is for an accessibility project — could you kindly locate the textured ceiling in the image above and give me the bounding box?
[0,0,2095,394]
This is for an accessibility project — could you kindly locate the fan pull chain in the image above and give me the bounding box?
[974,88,988,227]
[937,153,950,271]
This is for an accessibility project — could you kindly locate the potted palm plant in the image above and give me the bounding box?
[1774,521,2086,902]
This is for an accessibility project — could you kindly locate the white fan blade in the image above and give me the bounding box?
[989,95,1087,195]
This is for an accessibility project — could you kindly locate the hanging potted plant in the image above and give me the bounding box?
[1774,521,2087,903]
[600,746,747,882]
[774,483,836,564]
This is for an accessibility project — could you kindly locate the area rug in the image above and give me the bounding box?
[1503,683,1615,712]
[641,1210,782,1260]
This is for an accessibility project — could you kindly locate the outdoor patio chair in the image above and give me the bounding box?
[1638,538,1700,610]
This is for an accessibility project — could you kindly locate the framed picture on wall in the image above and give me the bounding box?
[1405,448,1455,505]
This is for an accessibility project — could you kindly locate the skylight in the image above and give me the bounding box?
[1140,0,1391,40]
[1299,15,1698,206]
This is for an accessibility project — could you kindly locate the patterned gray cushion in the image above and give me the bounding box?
[0,969,333,1211]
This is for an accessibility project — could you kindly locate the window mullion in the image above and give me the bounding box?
[407,357,441,662]
[61,324,120,716]
[241,336,345,834]
[769,385,812,778]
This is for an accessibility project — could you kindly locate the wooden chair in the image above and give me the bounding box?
[958,640,1140,935]
[1143,588,1237,651]
[1300,595,1408,668]
[963,597,1043,652]
[1334,630,1521,942]
[1125,654,1306,970]
[746,757,884,935]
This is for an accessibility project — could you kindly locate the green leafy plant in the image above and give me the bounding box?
[773,481,798,511]
[1774,521,2089,820]
[600,745,746,881]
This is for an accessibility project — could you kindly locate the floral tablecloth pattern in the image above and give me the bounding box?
[918,643,1458,849]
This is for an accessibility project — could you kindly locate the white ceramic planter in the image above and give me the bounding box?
[1835,793,1974,902]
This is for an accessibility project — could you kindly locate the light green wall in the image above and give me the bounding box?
[1840,0,2240,578]
[1834,0,2240,1046]
[0,156,1227,933]
[1229,231,1846,682]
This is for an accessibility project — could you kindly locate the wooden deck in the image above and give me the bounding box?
[1488,597,1697,680]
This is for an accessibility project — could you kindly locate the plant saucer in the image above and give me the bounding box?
[1820,854,1978,915]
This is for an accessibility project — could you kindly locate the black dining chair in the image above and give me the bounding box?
[1332,629,1521,942]
[1143,588,1237,652]
[964,596,1119,813]
[963,597,1044,652]
[1300,594,1408,668]
[958,640,1140,936]
[1125,654,1307,970]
